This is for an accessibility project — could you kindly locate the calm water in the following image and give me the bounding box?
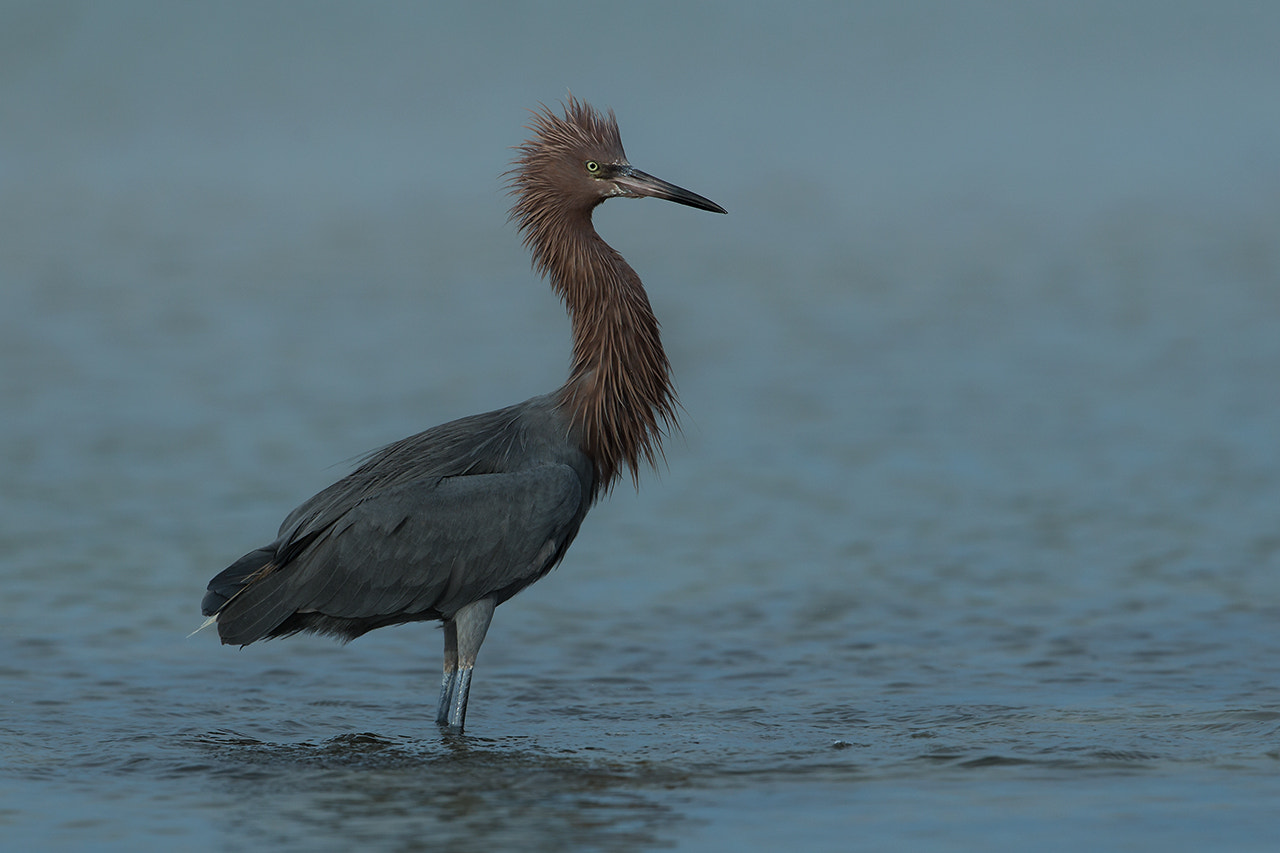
[3,3,1280,851]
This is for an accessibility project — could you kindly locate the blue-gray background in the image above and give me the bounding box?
[3,2,1278,851]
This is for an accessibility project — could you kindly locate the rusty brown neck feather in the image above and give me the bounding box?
[529,206,677,494]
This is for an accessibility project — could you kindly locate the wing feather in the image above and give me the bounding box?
[214,464,585,642]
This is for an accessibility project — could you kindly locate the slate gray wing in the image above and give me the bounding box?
[213,463,586,645]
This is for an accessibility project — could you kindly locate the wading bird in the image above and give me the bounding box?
[200,97,725,731]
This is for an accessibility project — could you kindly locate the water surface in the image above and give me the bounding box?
[3,3,1279,850]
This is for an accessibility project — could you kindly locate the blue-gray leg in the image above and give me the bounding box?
[435,621,459,726]
[435,597,495,732]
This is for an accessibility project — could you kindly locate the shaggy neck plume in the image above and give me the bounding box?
[547,216,677,493]
[507,99,679,494]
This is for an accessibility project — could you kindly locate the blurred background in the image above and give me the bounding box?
[2,2,1278,851]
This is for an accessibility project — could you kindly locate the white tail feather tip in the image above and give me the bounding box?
[187,615,218,638]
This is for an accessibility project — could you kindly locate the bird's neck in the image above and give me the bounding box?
[541,214,677,493]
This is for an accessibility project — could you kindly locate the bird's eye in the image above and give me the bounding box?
[585,160,600,174]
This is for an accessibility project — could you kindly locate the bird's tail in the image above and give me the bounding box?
[196,545,279,642]
[202,545,277,614]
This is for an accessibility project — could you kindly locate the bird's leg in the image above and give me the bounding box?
[439,597,496,733]
[436,620,460,726]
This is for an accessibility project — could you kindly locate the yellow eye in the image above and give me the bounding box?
[585,160,600,173]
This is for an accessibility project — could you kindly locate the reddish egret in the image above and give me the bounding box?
[200,97,725,731]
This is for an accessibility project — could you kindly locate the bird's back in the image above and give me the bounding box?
[203,393,595,644]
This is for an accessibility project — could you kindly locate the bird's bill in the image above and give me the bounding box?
[614,167,727,214]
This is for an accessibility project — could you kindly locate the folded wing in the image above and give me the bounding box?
[205,464,585,645]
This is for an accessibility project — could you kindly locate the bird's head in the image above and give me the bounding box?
[508,96,726,227]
